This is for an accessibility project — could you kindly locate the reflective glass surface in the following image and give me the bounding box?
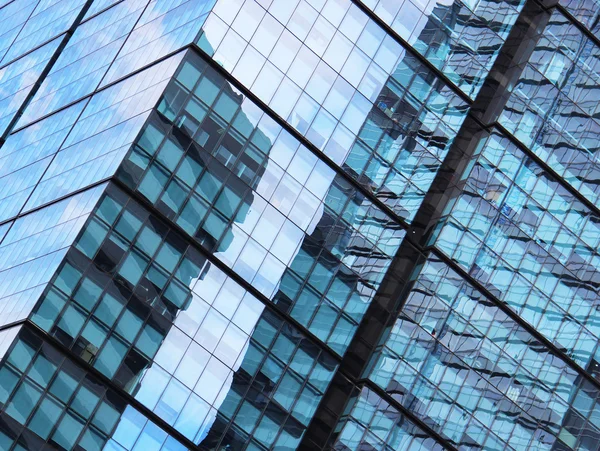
[0,325,190,451]
[333,386,444,451]
[0,184,105,328]
[500,10,600,206]
[362,0,526,98]
[198,0,469,222]
[6,52,184,220]
[432,127,600,370]
[0,0,39,64]
[0,38,61,137]
[1,0,87,64]
[118,51,405,355]
[368,255,600,450]
[0,0,598,449]
[16,0,149,128]
[99,0,217,87]
[559,0,600,35]
[30,184,338,449]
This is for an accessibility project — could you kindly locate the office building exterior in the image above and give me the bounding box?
[0,0,598,449]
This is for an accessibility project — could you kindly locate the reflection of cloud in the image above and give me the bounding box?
[1,0,87,64]
[214,153,326,296]
[100,0,217,88]
[23,54,183,214]
[132,259,265,444]
[0,184,105,328]
[0,38,61,132]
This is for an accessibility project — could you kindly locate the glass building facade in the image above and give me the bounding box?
[0,0,598,450]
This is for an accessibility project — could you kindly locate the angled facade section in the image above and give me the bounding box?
[0,1,599,451]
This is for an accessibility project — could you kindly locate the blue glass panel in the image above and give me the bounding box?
[117,51,406,355]
[0,38,61,137]
[363,0,525,97]
[558,0,600,34]
[0,0,38,63]
[368,255,600,449]
[500,10,600,207]
[0,326,189,450]
[17,0,149,127]
[432,127,600,372]
[100,0,216,87]
[21,52,184,213]
[198,2,469,221]
[1,0,86,64]
[0,184,105,328]
[334,386,445,451]
[29,183,338,448]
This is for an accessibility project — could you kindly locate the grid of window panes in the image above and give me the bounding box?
[4,0,217,132]
[204,307,337,450]
[0,327,189,451]
[0,0,88,65]
[197,0,469,223]
[0,1,39,62]
[558,0,600,34]
[500,9,600,206]
[0,184,105,330]
[0,51,182,228]
[431,128,600,371]
[2,0,600,450]
[361,0,526,98]
[367,255,600,450]
[332,386,444,451]
[118,51,405,356]
[29,184,338,449]
[344,51,467,222]
[0,101,83,223]
[0,38,62,138]
[0,0,96,138]
[95,0,217,90]
[13,0,151,129]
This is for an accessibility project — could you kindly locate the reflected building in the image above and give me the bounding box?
[0,0,599,450]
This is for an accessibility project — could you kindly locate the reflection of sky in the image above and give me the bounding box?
[214,95,325,286]
[404,0,456,38]
[15,0,215,129]
[198,0,468,227]
[0,0,42,63]
[15,0,150,129]
[0,0,87,64]
[105,404,191,451]
[127,85,327,446]
[99,0,217,88]
[0,38,61,137]
[21,53,183,215]
[197,98,327,444]
[0,15,187,229]
[0,0,582,449]
[118,47,399,445]
[0,325,193,451]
